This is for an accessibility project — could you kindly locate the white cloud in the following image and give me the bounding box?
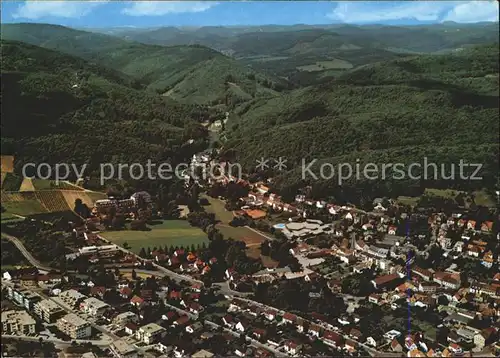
[442,1,499,23]
[327,1,498,24]
[122,1,218,16]
[12,0,106,19]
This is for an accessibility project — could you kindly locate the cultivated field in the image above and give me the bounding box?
[100,220,208,254]
[35,191,71,212]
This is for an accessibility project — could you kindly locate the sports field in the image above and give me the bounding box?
[100,220,208,254]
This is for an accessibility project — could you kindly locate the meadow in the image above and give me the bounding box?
[100,219,208,254]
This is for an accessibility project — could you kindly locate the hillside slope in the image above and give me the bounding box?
[223,44,499,197]
[0,40,209,174]
[1,23,289,105]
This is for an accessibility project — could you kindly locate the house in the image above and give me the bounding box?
[89,286,106,299]
[263,309,277,321]
[388,226,397,235]
[130,295,144,306]
[161,311,177,322]
[304,272,319,282]
[448,343,462,355]
[467,245,481,258]
[481,251,494,268]
[433,272,461,290]
[124,323,138,335]
[481,221,493,232]
[222,314,235,328]
[391,339,403,352]
[412,267,433,281]
[186,322,203,334]
[235,319,249,332]
[345,339,358,352]
[467,220,476,230]
[366,336,378,347]
[225,268,237,281]
[349,328,363,341]
[322,330,342,347]
[253,328,267,340]
[371,273,401,290]
[308,324,321,337]
[284,341,302,355]
[228,299,246,312]
[368,293,382,305]
[188,302,204,315]
[282,312,297,325]
[174,315,190,327]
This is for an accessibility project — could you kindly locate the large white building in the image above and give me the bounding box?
[80,297,109,316]
[56,313,91,339]
[34,299,65,323]
[136,323,166,344]
[1,310,36,335]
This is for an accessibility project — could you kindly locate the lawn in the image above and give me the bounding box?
[2,200,48,216]
[216,224,269,247]
[397,188,496,208]
[100,220,208,254]
[202,195,234,224]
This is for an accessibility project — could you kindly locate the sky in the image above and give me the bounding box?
[1,1,498,28]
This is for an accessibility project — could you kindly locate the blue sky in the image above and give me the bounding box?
[1,1,498,28]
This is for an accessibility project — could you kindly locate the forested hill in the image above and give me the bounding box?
[0,40,210,175]
[223,44,499,199]
[1,23,290,105]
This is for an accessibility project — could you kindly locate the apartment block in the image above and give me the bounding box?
[80,297,109,317]
[1,310,36,335]
[136,323,166,344]
[110,339,138,358]
[56,313,91,339]
[34,299,65,323]
[59,289,87,309]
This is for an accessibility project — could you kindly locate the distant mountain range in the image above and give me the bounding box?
[0,22,498,199]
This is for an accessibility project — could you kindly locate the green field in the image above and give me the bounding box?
[100,220,208,254]
[397,188,496,208]
[201,195,269,246]
[202,195,235,224]
[2,200,48,216]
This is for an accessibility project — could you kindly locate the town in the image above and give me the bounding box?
[1,147,499,358]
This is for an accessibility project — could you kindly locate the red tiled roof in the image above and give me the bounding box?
[283,313,297,322]
[373,273,400,286]
[323,330,342,343]
[130,295,144,304]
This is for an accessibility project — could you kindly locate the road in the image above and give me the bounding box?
[1,232,53,271]
[1,334,111,347]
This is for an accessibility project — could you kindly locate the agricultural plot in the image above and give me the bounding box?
[31,179,84,191]
[1,173,23,191]
[35,191,71,212]
[100,220,208,254]
[2,200,48,216]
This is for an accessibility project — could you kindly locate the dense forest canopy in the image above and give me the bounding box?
[0,40,210,175]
